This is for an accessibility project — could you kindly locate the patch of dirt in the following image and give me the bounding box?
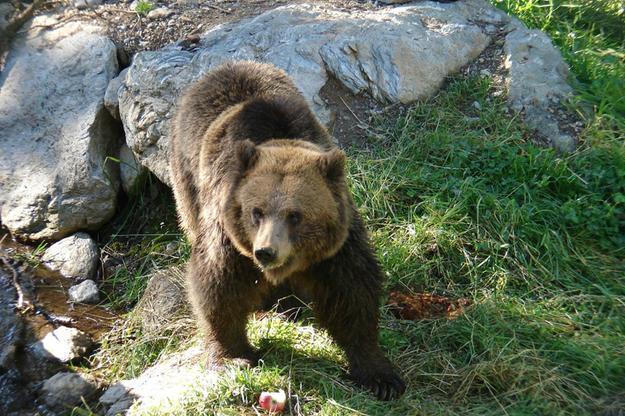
[460,29,508,95]
[386,291,471,320]
[320,76,389,147]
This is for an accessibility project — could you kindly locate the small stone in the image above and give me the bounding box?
[73,0,87,9]
[34,326,93,363]
[73,0,102,9]
[147,7,173,19]
[104,68,128,120]
[472,101,482,110]
[119,144,146,195]
[41,372,96,409]
[480,68,491,77]
[164,241,179,255]
[68,280,100,304]
[42,233,99,280]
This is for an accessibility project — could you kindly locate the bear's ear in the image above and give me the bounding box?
[318,148,346,183]
[236,139,259,171]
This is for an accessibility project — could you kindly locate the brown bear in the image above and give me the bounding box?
[169,61,405,401]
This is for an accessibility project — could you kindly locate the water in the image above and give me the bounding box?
[0,230,119,414]
[0,231,118,340]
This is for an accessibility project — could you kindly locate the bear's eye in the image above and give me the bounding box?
[287,211,301,226]
[252,208,263,225]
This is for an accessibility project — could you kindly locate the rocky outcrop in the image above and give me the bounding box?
[99,347,214,416]
[0,17,121,240]
[116,0,503,185]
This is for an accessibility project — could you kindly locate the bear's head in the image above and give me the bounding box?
[225,140,352,284]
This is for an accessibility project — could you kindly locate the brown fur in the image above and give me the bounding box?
[169,61,406,400]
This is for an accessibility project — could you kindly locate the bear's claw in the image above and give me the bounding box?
[350,368,406,401]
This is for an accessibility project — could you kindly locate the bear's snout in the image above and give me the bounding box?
[254,247,277,266]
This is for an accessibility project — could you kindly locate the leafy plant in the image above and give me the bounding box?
[134,0,154,16]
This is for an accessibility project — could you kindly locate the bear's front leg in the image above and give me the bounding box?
[308,222,406,400]
[188,245,263,368]
[311,284,406,400]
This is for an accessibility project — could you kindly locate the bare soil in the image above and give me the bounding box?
[387,290,471,320]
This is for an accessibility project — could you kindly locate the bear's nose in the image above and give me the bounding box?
[254,247,277,266]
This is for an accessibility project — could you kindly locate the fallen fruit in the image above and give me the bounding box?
[259,389,286,412]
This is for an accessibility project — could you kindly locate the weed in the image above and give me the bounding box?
[134,0,154,16]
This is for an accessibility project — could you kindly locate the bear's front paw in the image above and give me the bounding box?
[205,348,259,370]
[229,354,258,369]
[349,366,406,401]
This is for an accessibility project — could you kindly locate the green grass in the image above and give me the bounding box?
[87,1,625,415]
[134,0,154,16]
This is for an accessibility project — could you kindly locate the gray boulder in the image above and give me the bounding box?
[118,0,503,185]
[40,372,97,409]
[0,17,121,240]
[504,26,575,151]
[99,347,215,416]
[42,232,99,280]
[68,279,100,304]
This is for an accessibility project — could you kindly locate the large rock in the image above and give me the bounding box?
[118,0,504,184]
[99,347,215,416]
[504,26,575,151]
[0,17,121,240]
[41,232,99,280]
